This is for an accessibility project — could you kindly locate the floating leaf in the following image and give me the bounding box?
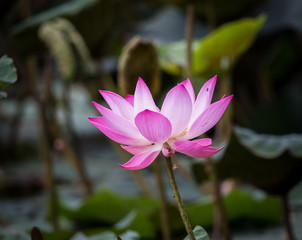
[223,188,281,223]
[39,230,73,240]
[184,226,210,240]
[60,189,158,225]
[114,210,155,238]
[192,126,302,195]
[0,231,30,240]
[234,126,302,158]
[70,232,116,240]
[193,15,266,75]
[0,55,17,90]
[118,230,140,240]
[185,188,281,231]
[0,91,7,99]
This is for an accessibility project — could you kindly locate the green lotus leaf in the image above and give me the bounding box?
[192,126,302,195]
[184,226,210,240]
[0,55,17,90]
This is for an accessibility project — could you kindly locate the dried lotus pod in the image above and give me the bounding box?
[118,36,161,97]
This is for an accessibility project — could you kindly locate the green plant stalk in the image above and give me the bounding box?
[211,73,232,240]
[205,0,217,29]
[5,92,25,161]
[205,158,231,240]
[153,159,171,240]
[281,194,296,240]
[42,53,93,197]
[27,56,58,230]
[165,156,196,240]
[215,73,232,143]
[185,4,194,80]
[61,81,93,196]
[38,106,58,230]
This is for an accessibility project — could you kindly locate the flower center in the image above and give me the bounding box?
[163,142,172,151]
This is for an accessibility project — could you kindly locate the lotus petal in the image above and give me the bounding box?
[190,75,217,125]
[135,110,172,143]
[134,77,159,114]
[120,149,161,170]
[161,84,192,137]
[88,117,145,145]
[173,139,223,158]
[92,102,147,142]
[125,94,134,106]
[185,95,233,139]
[99,90,134,121]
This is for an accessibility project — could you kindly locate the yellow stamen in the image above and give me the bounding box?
[180,128,188,137]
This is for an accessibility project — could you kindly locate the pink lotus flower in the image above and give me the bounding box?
[89,76,232,170]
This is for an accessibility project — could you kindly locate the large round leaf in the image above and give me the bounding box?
[193,126,302,195]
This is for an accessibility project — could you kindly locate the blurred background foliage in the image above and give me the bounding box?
[0,0,302,239]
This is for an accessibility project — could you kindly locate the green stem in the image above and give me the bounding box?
[185,4,194,80]
[205,158,231,240]
[153,159,171,240]
[38,105,58,230]
[61,82,93,196]
[164,156,196,240]
[281,194,296,240]
[215,73,232,143]
[27,56,58,230]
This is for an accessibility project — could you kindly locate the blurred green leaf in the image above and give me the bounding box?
[115,210,155,238]
[40,230,73,240]
[70,232,116,240]
[156,41,187,76]
[234,126,302,158]
[156,16,265,76]
[68,230,139,240]
[60,189,158,225]
[118,230,140,240]
[193,15,265,75]
[185,188,281,230]
[0,91,7,98]
[184,226,210,240]
[10,0,98,36]
[60,188,281,236]
[0,55,17,90]
[192,126,302,195]
[0,231,30,240]
[224,188,281,223]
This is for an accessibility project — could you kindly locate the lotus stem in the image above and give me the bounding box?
[215,74,233,143]
[61,82,93,196]
[165,156,196,240]
[205,158,231,240]
[153,159,171,240]
[185,4,194,80]
[281,194,296,240]
[38,106,58,230]
[27,56,58,230]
